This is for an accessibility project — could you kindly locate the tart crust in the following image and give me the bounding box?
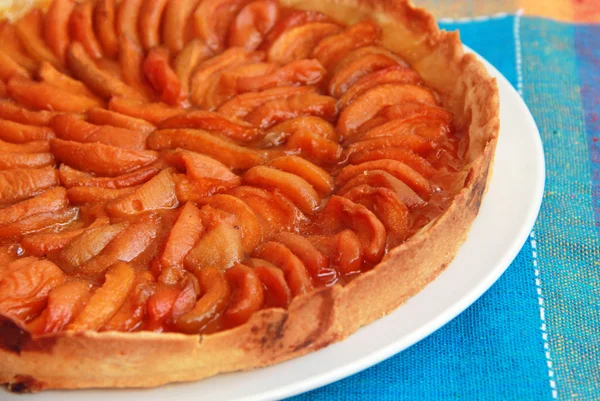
[0,0,499,391]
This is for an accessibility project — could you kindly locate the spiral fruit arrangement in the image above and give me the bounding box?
[0,0,464,336]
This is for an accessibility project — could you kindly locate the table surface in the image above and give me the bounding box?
[288,1,600,400]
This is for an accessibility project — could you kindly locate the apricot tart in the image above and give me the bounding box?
[0,0,499,392]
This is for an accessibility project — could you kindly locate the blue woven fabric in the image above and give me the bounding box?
[287,14,600,401]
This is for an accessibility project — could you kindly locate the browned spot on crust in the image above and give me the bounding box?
[7,375,43,393]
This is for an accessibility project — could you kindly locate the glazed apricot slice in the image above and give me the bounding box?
[139,0,169,50]
[70,0,104,59]
[44,0,75,65]
[332,230,363,277]
[28,280,92,334]
[194,0,254,52]
[267,22,342,64]
[58,164,160,189]
[236,59,326,92]
[7,76,103,113]
[0,166,59,204]
[95,0,119,59]
[66,186,136,204]
[285,130,343,165]
[52,113,147,150]
[105,169,178,217]
[148,129,264,169]
[352,117,449,144]
[243,165,320,214]
[0,49,30,81]
[101,271,155,332]
[0,152,54,170]
[381,102,453,123]
[184,222,244,273]
[269,156,334,195]
[336,169,425,209]
[0,118,55,144]
[87,107,156,134]
[173,39,213,97]
[245,93,338,128]
[195,194,263,253]
[312,20,382,69]
[51,139,157,177]
[228,0,279,50]
[328,53,399,98]
[37,62,101,101]
[159,110,258,142]
[68,262,136,331]
[163,149,240,184]
[345,133,436,157]
[0,22,37,73]
[0,139,50,154]
[275,232,333,284]
[15,9,61,68]
[253,241,313,296]
[224,263,265,326]
[174,266,231,333]
[162,0,202,53]
[247,258,291,308]
[0,258,65,322]
[262,9,332,48]
[0,100,55,126]
[0,207,78,239]
[109,97,185,125]
[0,187,67,226]
[348,148,437,178]
[337,84,437,136]
[116,0,143,46]
[119,33,152,98]
[144,47,185,106]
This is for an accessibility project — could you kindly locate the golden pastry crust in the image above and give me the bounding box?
[0,0,499,391]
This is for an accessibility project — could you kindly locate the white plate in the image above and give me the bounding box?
[4,50,545,401]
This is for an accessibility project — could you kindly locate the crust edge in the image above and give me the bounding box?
[0,0,500,391]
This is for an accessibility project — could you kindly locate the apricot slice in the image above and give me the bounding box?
[285,130,343,165]
[0,139,49,154]
[229,185,304,236]
[28,280,92,334]
[66,186,137,205]
[101,271,155,332]
[68,42,145,101]
[159,202,205,276]
[173,39,214,97]
[184,222,244,272]
[164,149,240,185]
[337,84,437,137]
[148,129,264,169]
[266,116,339,142]
[275,232,334,284]
[268,22,341,64]
[236,59,326,92]
[218,85,316,120]
[144,46,185,106]
[58,164,160,189]
[0,256,37,280]
[68,262,136,331]
[348,148,436,178]
[339,66,423,108]
[51,138,157,177]
[7,76,103,113]
[175,266,231,333]
[37,61,101,101]
[0,166,59,204]
[106,169,178,217]
[244,165,320,214]
[321,196,386,263]
[333,230,363,276]
[146,274,197,327]
[0,152,54,170]
[159,110,258,142]
[269,155,334,195]
[0,49,30,81]
[15,9,61,67]
[162,0,202,53]
[0,187,67,226]
[52,113,147,150]
[190,47,263,107]
[70,0,103,59]
[247,258,291,308]
[59,222,128,273]
[262,9,332,48]
[224,263,265,326]
[119,33,152,98]
[329,54,400,98]
[312,20,381,69]
[116,0,143,46]
[139,0,169,50]
[253,241,313,296]
[95,0,119,59]
[0,207,78,239]
[109,97,185,125]
[0,22,37,73]
[342,185,410,244]
[0,118,54,144]
[87,107,156,134]
[80,215,162,276]
[44,0,75,65]
[194,0,254,52]
[0,100,55,126]
[245,93,338,128]
[195,194,262,253]
[0,258,65,322]
[228,0,279,50]
[352,117,449,144]
[171,173,230,202]
[336,169,425,209]
[381,102,453,122]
